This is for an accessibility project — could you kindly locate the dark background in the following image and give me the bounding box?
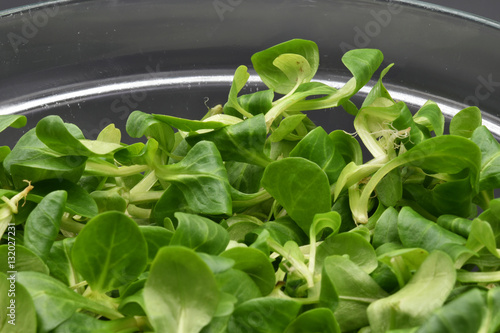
[1,0,500,22]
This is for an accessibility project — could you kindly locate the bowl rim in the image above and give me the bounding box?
[1,0,500,31]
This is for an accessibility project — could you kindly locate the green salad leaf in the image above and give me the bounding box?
[2,38,499,333]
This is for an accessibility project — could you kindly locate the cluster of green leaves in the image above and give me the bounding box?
[1,39,500,333]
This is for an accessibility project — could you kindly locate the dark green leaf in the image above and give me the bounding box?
[46,238,80,287]
[3,127,77,185]
[261,157,331,233]
[476,198,500,242]
[334,43,375,80]
[139,225,173,263]
[224,89,274,118]
[52,312,135,333]
[355,135,481,223]
[29,179,98,218]
[398,207,473,262]
[226,161,264,194]
[36,115,122,156]
[376,168,402,207]
[285,308,340,333]
[126,110,175,151]
[373,207,401,248]
[268,114,307,143]
[290,127,346,183]
[24,190,67,261]
[215,268,262,305]
[10,150,86,189]
[332,192,358,232]
[249,218,309,247]
[170,212,229,255]
[228,298,302,333]
[284,308,340,333]
[321,255,388,332]
[220,247,275,296]
[153,113,230,133]
[151,183,194,223]
[415,288,486,333]
[155,141,232,216]
[118,288,146,317]
[113,142,146,166]
[3,125,87,188]
[391,103,426,150]
[403,174,475,218]
[186,114,271,167]
[370,261,400,293]
[436,215,472,238]
[71,211,148,292]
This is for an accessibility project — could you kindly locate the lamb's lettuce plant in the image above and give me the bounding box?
[1,39,499,333]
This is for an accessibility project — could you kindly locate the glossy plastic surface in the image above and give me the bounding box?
[0,0,499,145]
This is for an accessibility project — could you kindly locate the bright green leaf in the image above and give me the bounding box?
[449,106,482,138]
[367,251,456,333]
[251,39,319,95]
[144,246,220,333]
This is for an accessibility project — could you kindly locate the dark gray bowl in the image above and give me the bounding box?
[1,0,499,146]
